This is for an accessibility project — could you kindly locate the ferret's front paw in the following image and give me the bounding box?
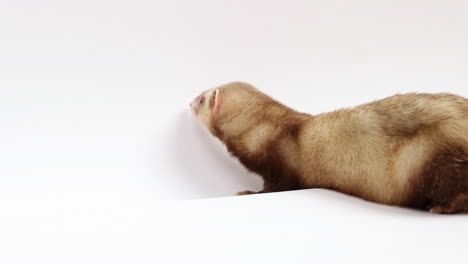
[429,205,455,214]
[236,190,258,196]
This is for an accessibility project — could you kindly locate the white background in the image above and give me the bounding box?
[0,0,467,263]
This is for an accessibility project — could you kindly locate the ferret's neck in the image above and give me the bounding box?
[216,102,306,140]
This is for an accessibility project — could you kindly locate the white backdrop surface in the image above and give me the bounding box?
[0,0,467,263]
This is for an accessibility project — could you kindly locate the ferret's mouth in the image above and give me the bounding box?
[189,101,199,115]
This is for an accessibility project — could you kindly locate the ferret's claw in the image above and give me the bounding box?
[429,206,443,214]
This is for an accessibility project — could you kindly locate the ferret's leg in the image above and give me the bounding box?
[235,186,274,195]
[420,148,468,214]
[235,183,278,196]
[235,175,304,196]
[429,193,468,214]
[236,190,258,195]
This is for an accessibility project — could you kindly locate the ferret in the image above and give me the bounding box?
[189,82,468,214]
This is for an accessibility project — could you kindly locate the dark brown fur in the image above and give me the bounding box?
[408,148,468,213]
[224,122,306,193]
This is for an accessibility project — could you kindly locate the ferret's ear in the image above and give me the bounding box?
[211,89,223,118]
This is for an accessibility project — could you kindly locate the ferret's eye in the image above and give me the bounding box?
[199,97,204,104]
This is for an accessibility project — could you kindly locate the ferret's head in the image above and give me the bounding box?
[190,87,223,131]
[190,82,273,139]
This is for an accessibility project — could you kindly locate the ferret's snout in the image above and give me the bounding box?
[189,98,195,108]
[189,99,197,113]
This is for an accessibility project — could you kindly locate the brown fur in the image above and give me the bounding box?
[190,82,468,214]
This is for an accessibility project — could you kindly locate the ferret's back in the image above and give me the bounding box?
[298,93,468,204]
[363,93,467,137]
